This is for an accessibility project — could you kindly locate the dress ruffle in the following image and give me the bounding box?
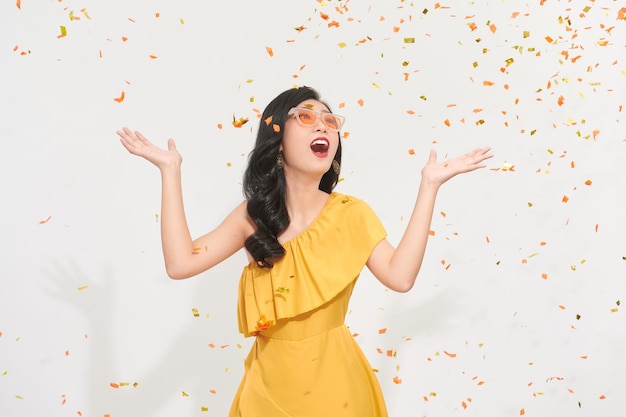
[237,193,387,337]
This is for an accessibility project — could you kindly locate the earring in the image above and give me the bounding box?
[332,160,340,175]
[276,152,284,170]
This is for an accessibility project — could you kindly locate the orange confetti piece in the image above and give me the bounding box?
[520,408,525,416]
[408,149,415,155]
[444,119,451,127]
[557,95,565,106]
[113,91,125,103]
[149,55,158,59]
[264,116,273,126]
[562,195,569,203]
[489,23,497,33]
[265,46,274,57]
[393,376,402,384]
[378,328,387,334]
[483,80,494,86]
[585,179,592,186]
[272,124,280,133]
[541,273,548,280]
[618,7,626,21]
[468,22,477,31]
[559,305,566,310]
[16,0,21,9]
[39,215,52,224]
[110,383,120,389]
[232,116,249,128]
[545,36,553,43]
[357,99,364,107]
[443,350,457,358]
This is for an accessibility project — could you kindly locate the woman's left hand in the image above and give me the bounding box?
[421,147,493,187]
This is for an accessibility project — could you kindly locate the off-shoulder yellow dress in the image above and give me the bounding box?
[229,192,388,417]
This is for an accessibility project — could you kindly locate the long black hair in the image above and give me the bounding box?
[242,86,342,268]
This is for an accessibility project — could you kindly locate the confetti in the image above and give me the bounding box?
[39,215,52,224]
[57,26,67,39]
[232,116,249,128]
[113,91,125,103]
[265,46,274,57]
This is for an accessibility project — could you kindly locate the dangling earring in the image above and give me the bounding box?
[332,160,340,175]
[276,152,284,170]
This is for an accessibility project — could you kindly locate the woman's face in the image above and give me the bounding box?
[280,99,340,181]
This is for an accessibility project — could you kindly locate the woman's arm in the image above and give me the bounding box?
[117,128,253,279]
[366,147,493,292]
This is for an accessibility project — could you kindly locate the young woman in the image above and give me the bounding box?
[117,86,492,416]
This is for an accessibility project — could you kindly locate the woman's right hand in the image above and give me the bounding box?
[117,127,182,170]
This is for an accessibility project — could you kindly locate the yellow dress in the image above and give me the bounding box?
[229,192,389,417]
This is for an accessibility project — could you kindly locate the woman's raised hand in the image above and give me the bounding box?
[421,147,493,187]
[117,127,182,170]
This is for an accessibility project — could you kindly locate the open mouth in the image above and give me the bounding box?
[310,138,329,156]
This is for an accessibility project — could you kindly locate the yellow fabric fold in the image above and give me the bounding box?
[237,192,387,337]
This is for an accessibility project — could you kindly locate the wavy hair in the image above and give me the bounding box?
[242,86,342,268]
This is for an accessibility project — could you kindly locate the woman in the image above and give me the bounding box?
[117,86,492,416]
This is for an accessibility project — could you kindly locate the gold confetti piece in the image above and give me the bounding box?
[201,406,208,412]
[182,391,189,397]
[77,285,88,291]
[57,26,67,39]
[180,18,185,24]
[338,42,347,48]
[192,308,199,317]
[403,37,415,43]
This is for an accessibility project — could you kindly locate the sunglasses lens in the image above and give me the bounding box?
[323,115,340,130]
[298,109,316,125]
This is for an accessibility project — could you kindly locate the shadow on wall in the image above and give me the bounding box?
[42,258,242,416]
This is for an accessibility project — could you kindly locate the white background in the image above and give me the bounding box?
[1,1,625,416]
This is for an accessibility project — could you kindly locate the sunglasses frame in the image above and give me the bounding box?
[287,107,346,131]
